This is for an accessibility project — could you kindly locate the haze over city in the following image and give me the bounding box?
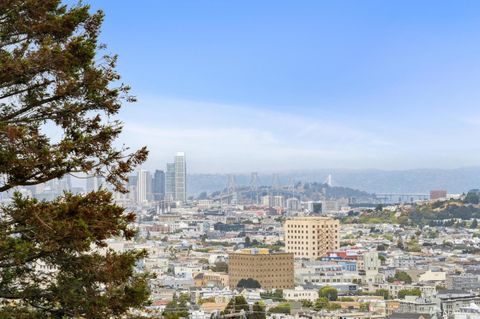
[84,0,480,173]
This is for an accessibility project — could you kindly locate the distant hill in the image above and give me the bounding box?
[186,167,480,196]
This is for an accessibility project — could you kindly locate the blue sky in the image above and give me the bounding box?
[88,1,480,173]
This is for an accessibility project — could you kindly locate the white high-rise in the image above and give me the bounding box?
[165,163,176,202]
[136,169,150,204]
[174,152,186,203]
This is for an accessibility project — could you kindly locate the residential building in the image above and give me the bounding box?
[283,287,319,302]
[397,296,437,317]
[261,195,273,207]
[286,198,300,211]
[446,274,480,291]
[437,292,480,318]
[284,216,340,259]
[228,248,294,290]
[273,195,285,208]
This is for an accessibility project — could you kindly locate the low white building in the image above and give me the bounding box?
[283,287,319,302]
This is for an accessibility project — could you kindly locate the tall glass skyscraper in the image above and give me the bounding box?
[174,152,186,203]
[136,169,150,204]
[153,170,165,201]
[165,163,176,202]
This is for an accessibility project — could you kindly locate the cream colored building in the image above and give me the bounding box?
[228,248,294,290]
[284,216,340,260]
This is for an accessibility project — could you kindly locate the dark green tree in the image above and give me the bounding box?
[375,289,390,300]
[392,271,413,284]
[222,296,249,315]
[398,288,421,299]
[0,0,150,317]
[465,192,480,204]
[471,219,478,229]
[245,236,251,247]
[251,302,266,319]
[313,297,329,310]
[237,278,262,289]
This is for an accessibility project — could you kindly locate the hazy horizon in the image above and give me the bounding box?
[85,1,480,172]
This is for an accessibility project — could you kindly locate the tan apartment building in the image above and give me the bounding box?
[284,216,340,260]
[228,248,294,290]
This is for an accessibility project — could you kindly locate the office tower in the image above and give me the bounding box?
[165,163,176,202]
[286,197,300,211]
[284,216,340,260]
[136,169,150,204]
[261,195,273,207]
[228,248,294,289]
[145,171,152,201]
[274,195,285,208]
[174,152,186,202]
[153,170,165,201]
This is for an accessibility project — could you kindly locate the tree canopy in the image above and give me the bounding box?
[237,278,262,289]
[0,0,150,317]
[319,286,338,301]
[0,0,147,193]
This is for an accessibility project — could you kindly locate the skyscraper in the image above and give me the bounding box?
[136,169,150,204]
[174,152,186,202]
[165,163,176,202]
[153,170,165,201]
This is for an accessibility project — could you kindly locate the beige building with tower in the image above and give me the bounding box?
[228,248,294,290]
[284,216,340,260]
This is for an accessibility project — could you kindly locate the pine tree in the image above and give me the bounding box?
[0,1,150,317]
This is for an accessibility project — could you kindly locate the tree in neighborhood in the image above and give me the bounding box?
[0,0,150,317]
[222,296,249,315]
[319,286,338,301]
[375,289,390,300]
[237,278,262,289]
[391,271,413,284]
[268,303,291,314]
[251,302,266,319]
[212,261,228,272]
[398,288,421,299]
[163,293,189,319]
[471,219,478,229]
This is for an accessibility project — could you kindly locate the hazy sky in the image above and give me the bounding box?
[88,1,480,173]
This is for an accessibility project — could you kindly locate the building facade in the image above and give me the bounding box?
[228,248,294,290]
[136,169,151,204]
[284,216,340,259]
[165,163,176,202]
[153,170,165,201]
[174,152,186,203]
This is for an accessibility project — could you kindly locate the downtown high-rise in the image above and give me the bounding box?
[153,170,165,201]
[136,169,151,204]
[165,163,176,202]
[174,152,186,203]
